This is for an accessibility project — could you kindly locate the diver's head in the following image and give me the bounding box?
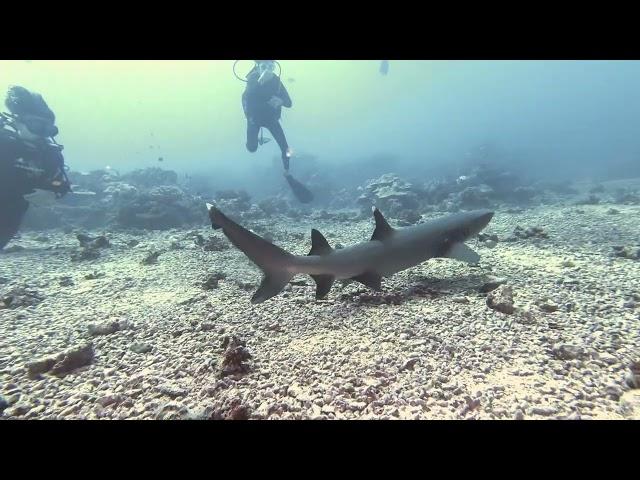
[5,86,58,140]
[14,114,58,141]
[254,60,276,84]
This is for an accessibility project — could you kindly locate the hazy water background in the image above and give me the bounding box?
[2,60,639,197]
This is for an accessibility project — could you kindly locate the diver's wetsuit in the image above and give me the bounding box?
[242,70,293,170]
[0,126,68,249]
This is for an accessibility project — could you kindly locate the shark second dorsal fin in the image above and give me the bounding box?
[308,229,332,256]
[371,207,395,241]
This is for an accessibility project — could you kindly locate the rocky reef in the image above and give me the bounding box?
[352,163,536,221]
[21,168,208,231]
[19,156,640,236]
[20,166,322,232]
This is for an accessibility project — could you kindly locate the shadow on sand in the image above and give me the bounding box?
[337,273,489,306]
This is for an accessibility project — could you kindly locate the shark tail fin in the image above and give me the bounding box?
[207,203,296,304]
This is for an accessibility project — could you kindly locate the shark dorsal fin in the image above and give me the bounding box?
[371,208,395,241]
[308,229,332,256]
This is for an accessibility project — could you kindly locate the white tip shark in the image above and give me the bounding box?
[206,203,494,304]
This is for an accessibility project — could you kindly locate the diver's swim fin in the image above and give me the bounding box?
[285,174,314,204]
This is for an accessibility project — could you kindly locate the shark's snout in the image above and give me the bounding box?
[470,210,494,235]
[479,210,494,226]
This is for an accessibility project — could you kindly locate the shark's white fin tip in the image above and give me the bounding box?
[206,203,214,211]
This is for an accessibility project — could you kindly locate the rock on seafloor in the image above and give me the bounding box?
[88,321,121,336]
[619,391,640,419]
[26,344,95,378]
[486,285,515,314]
[552,344,585,361]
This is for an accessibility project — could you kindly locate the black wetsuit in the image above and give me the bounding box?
[0,125,68,249]
[242,69,293,170]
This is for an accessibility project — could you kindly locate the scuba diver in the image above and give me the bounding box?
[241,60,293,171]
[0,85,71,250]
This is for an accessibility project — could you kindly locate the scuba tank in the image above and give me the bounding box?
[0,111,70,197]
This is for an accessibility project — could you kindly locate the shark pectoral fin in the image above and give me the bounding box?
[308,229,332,256]
[371,208,395,241]
[447,242,481,264]
[252,271,294,304]
[310,274,335,300]
[351,271,383,291]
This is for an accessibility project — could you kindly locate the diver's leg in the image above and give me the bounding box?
[264,120,291,171]
[246,121,260,153]
[0,196,29,250]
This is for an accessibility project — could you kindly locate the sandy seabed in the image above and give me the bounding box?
[1,199,639,420]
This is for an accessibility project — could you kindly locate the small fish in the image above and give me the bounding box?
[158,157,163,162]
[379,60,389,76]
[287,77,296,83]
[149,145,154,149]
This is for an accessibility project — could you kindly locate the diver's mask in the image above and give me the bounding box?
[255,60,276,85]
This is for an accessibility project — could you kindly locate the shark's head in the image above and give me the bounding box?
[466,209,494,237]
[443,209,494,243]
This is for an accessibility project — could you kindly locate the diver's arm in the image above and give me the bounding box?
[276,82,292,108]
[33,145,71,197]
[49,149,71,197]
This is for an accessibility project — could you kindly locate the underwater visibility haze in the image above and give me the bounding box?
[0,60,639,420]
